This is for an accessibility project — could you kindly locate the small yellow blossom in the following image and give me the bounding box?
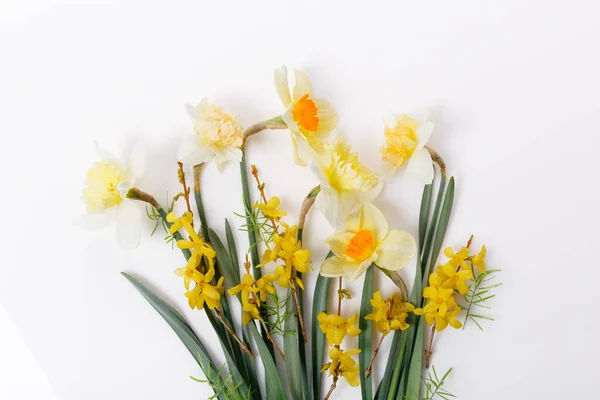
[275,264,304,290]
[166,211,195,236]
[471,245,487,272]
[174,261,202,290]
[227,273,259,298]
[280,241,312,274]
[241,297,262,324]
[443,246,471,271]
[184,267,225,310]
[439,263,473,295]
[421,286,454,316]
[321,347,361,387]
[365,291,414,334]
[415,296,462,332]
[253,197,287,219]
[317,313,362,346]
[255,274,278,303]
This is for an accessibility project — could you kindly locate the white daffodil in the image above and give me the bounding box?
[312,138,382,228]
[274,66,338,166]
[76,142,147,249]
[178,99,244,171]
[381,110,435,183]
[321,202,416,282]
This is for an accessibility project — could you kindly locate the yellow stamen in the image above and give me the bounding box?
[292,94,319,132]
[344,230,375,261]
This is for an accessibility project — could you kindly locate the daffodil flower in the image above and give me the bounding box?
[178,99,244,171]
[320,202,417,282]
[76,142,147,249]
[381,110,435,183]
[253,196,287,219]
[317,313,362,346]
[274,66,338,166]
[312,138,382,228]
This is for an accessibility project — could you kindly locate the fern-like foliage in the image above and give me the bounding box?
[191,360,252,400]
[420,366,456,400]
[462,268,502,330]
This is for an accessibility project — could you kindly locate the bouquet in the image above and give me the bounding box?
[77,66,500,399]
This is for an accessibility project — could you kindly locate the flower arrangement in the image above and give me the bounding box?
[78,66,500,399]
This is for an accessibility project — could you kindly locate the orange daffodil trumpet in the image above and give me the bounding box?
[274,66,338,166]
[312,138,382,228]
[76,142,147,249]
[321,202,417,282]
[178,99,244,171]
[381,110,435,183]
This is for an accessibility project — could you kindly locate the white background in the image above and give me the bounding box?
[1,1,599,399]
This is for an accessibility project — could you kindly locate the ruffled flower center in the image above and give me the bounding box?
[82,162,124,212]
[345,230,375,261]
[292,94,319,132]
[381,115,419,167]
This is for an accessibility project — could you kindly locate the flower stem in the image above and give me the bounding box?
[257,314,286,360]
[365,333,386,378]
[242,116,287,141]
[213,309,255,359]
[425,322,436,368]
[177,162,194,226]
[424,145,446,177]
[337,277,343,316]
[192,163,210,240]
[290,280,308,344]
[323,376,338,400]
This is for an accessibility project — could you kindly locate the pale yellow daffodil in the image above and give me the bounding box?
[312,138,382,228]
[274,66,338,166]
[178,99,244,171]
[320,202,416,282]
[381,110,435,183]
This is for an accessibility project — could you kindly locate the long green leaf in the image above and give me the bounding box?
[311,253,332,400]
[121,273,224,399]
[209,228,284,399]
[427,177,455,276]
[284,288,309,400]
[225,219,262,400]
[404,318,424,399]
[418,183,433,254]
[420,177,446,277]
[359,266,374,399]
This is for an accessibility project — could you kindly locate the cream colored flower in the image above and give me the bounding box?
[76,142,147,249]
[312,138,382,228]
[178,99,244,171]
[321,202,416,282]
[274,66,338,166]
[381,110,435,183]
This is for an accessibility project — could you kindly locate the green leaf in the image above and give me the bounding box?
[418,183,433,254]
[248,323,286,399]
[404,318,424,399]
[311,253,332,400]
[284,288,309,400]
[225,219,262,400]
[359,266,374,400]
[420,177,446,278]
[427,177,455,277]
[121,272,225,400]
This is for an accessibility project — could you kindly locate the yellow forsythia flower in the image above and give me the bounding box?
[274,66,338,166]
[415,295,462,332]
[365,291,414,334]
[275,264,304,290]
[174,261,203,290]
[321,347,361,387]
[255,274,278,303]
[317,313,362,346]
[184,266,225,311]
[471,245,487,272]
[166,211,195,236]
[439,263,473,295]
[443,246,471,270]
[227,273,259,298]
[241,297,261,324]
[253,196,287,219]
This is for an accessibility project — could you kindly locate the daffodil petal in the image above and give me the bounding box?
[416,120,434,149]
[405,147,434,184]
[313,98,338,136]
[345,258,373,282]
[375,229,417,271]
[126,142,146,187]
[114,200,142,249]
[177,135,213,166]
[325,231,354,258]
[320,256,347,278]
[274,66,292,107]
[292,68,312,98]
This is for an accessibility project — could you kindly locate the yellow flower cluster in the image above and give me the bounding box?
[321,347,361,387]
[228,272,277,324]
[365,291,415,335]
[261,222,312,290]
[317,313,362,346]
[168,212,224,311]
[415,242,487,332]
[253,196,287,219]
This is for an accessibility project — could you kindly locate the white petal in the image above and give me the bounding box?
[361,177,383,203]
[313,98,338,136]
[177,135,213,166]
[345,258,374,282]
[320,256,346,278]
[374,229,417,271]
[274,66,292,107]
[406,147,434,184]
[214,147,242,172]
[115,200,143,249]
[416,121,434,148]
[94,142,122,166]
[383,115,397,129]
[126,142,146,187]
[324,231,354,258]
[337,190,362,226]
[292,68,312,98]
[74,208,116,229]
[346,202,388,242]
[315,185,339,227]
[185,103,200,122]
[290,131,314,167]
